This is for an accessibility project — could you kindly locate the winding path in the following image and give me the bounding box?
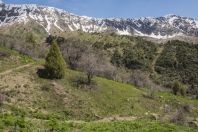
[150,46,164,74]
[0,63,33,76]
[29,116,139,124]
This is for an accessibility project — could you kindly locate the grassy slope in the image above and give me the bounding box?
[0,47,197,131]
[1,21,48,43]
[1,117,196,132]
[60,120,197,132]
[0,46,33,72]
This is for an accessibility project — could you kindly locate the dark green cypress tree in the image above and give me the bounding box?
[45,40,66,79]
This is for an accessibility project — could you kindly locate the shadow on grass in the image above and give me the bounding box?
[37,68,53,80]
[72,75,97,90]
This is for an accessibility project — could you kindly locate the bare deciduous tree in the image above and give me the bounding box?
[61,41,88,69]
[78,51,116,85]
[78,52,99,84]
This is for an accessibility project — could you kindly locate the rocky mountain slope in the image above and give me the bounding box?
[0,2,198,39]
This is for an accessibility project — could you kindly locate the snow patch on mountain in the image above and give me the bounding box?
[148,32,184,39]
[68,25,74,31]
[134,28,184,39]
[168,16,178,25]
[44,15,52,34]
[117,29,131,36]
[0,3,198,39]
[54,20,64,31]
[195,21,198,28]
[72,22,80,30]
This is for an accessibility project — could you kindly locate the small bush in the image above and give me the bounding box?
[73,75,88,86]
[143,88,155,99]
[164,104,171,113]
[16,116,26,128]
[47,118,59,131]
[73,75,96,88]
[172,81,180,95]
[182,104,192,113]
[171,109,186,125]
[180,86,187,96]
[0,51,10,58]
[171,104,192,125]
[172,81,186,96]
[2,114,16,126]
[148,88,156,99]
[128,70,147,88]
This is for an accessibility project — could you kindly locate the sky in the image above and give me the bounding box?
[3,0,198,19]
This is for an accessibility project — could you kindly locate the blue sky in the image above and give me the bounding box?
[3,0,198,19]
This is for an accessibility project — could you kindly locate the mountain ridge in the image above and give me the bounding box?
[0,2,198,39]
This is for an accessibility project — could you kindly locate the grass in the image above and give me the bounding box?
[2,65,196,121]
[76,120,197,132]
[157,92,198,106]
[0,46,34,72]
[53,69,164,119]
[0,47,197,131]
[157,92,198,117]
[0,115,197,132]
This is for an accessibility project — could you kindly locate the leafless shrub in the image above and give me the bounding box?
[77,49,116,85]
[0,93,5,107]
[94,52,116,80]
[0,52,10,58]
[128,70,150,87]
[61,40,88,69]
[164,104,171,113]
[73,75,89,87]
[142,87,156,99]
[113,68,131,83]
[182,104,192,113]
[171,105,191,125]
[0,35,48,58]
[171,108,186,125]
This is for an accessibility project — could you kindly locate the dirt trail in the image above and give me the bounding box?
[93,116,138,123]
[63,116,138,124]
[31,116,139,124]
[150,46,164,74]
[0,63,33,76]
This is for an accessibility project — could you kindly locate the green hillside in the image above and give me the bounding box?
[0,46,197,131]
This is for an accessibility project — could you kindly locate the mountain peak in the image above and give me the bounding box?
[164,14,178,18]
[0,3,198,39]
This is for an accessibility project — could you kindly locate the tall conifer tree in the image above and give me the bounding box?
[45,40,66,79]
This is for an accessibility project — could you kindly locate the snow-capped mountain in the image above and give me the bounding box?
[0,2,198,39]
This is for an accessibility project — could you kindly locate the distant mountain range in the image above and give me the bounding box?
[0,2,198,39]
